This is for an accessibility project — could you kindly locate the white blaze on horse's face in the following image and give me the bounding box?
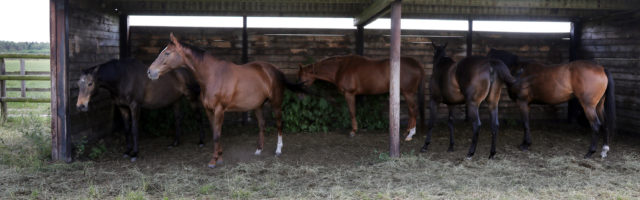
[76,74,95,112]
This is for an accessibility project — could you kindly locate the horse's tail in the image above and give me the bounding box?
[274,69,307,94]
[489,59,516,87]
[604,68,616,137]
[417,73,426,133]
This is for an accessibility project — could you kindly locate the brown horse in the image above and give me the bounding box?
[76,58,206,162]
[421,43,515,159]
[147,33,304,168]
[488,49,616,158]
[297,55,425,139]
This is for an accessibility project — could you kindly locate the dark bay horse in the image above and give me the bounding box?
[297,55,425,139]
[421,43,515,159]
[76,58,206,162]
[488,49,616,158]
[147,33,305,168]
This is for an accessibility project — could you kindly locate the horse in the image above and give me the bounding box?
[76,58,207,162]
[421,43,515,159]
[297,55,425,139]
[488,49,616,158]
[147,33,305,168]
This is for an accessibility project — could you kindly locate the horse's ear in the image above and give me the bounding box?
[83,65,99,75]
[170,32,181,48]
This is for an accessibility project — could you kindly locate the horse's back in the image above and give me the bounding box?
[337,55,423,94]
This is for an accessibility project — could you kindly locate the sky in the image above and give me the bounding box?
[0,0,50,42]
[0,0,569,43]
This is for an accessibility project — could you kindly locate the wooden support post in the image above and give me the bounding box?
[20,59,26,97]
[568,19,583,124]
[389,0,401,158]
[241,15,250,124]
[0,59,6,122]
[119,13,129,59]
[355,25,364,55]
[50,0,71,162]
[466,19,473,57]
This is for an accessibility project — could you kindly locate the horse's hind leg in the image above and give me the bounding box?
[207,106,225,168]
[254,106,265,155]
[596,97,610,158]
[420,99,438,152]
[129,103,141,162]
[447,105,455,152]
[345,92,358,137]
[488,103,499,159]
[582,105,601,158]
[170,103,183,148]
[517,100,532,151]
[403,92,418,141]
[273,103,284,156]
[466,102,482,159]
[191,101,206,147]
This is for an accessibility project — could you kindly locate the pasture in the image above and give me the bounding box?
[1,115,639,199]
[1,58,51,116]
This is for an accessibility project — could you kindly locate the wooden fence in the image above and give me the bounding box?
[0,55,51,122]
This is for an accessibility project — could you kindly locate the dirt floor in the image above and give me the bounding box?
[2,120,640,199]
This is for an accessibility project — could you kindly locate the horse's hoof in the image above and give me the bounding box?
[216,159,224,165]
[199,143,205,148]
[465,156,473,161]
[275,152,282,157]
[601,145,610,158]
[466,153,474,160]
[208,164,216,168]
[584,151,595,159]
[447,146,454,152]
[130,157,137,162]
[123,154,130,159]
[519,144,529,152]
[420,147,428,153]
[254,149,262,155]
[488,152,496,159]
[404,137,413,142]
[349,132,356,138]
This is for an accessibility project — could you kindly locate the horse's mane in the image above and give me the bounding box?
[176,41,207,61]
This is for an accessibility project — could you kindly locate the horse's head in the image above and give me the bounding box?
[297,63,316,86]
[148,33,187,80]
[431,42,448,65]
[76,66,99,112]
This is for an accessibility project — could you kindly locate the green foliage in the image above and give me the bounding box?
[140,98,205,137]
[89,143,107,160]
[0,41,49,55]
[281,81,388,133]
[0,115,51,169]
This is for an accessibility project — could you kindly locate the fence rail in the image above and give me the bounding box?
[0,56,51,121]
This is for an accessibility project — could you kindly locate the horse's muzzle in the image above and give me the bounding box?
[147,69,159,80]
[76,104,88,112]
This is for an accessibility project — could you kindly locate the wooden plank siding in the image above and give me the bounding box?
[129,26,570,123]
[580,12,640,135]
[64,0,120,155]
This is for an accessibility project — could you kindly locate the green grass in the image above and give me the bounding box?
[2,58,50,116]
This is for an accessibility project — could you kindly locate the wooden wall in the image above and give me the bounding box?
[66,0,120,145]
[130,27,570,123]
[580,13,640,135]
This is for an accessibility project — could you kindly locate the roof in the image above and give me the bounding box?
[105,0,640,21]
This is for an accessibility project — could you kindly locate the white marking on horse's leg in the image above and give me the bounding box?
[254,149,262,155]
[275,135,283,155]
[601,145,610,158]
[404,127,416,141]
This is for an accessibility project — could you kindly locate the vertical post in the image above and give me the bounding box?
[568,19,583,123]
[389,0,402,158]
[50,0,70,162]
[0,59,6,122]
[466,18,473,57]
[119,13,130,59]
[355,25,364,55]
[241,15,250,124]
[20,59,26,97]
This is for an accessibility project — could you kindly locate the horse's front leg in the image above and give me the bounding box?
[517,100,532,151]
[465,101,481,159]
[207,106,225,168]
[129,103,141,162]
[344,92,358,137]
[447,104,455,152]
[403,92,418,141]
[117,107,132,158]
[169,103,183,148]
[420,99,438,152]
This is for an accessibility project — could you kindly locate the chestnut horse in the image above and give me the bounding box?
[421,43,515,159]
[298,55,425,139]
[488,49,616,158]
[147,33,305,168]
[76,58,206,162]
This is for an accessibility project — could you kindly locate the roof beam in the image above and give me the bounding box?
[354,0,393,26]
[403,0,640,10]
